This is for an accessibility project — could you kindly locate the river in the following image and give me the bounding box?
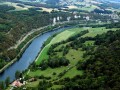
[0,26,72,82]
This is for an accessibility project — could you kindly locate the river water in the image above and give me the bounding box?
[0,26,71,81]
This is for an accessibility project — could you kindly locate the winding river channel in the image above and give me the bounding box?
[0,26,72,82]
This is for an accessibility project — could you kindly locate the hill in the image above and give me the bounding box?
[15,24,120,90]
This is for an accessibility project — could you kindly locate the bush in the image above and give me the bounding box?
[53,72,56,75]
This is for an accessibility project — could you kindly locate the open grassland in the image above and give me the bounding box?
[78,5,98,12]
[68,3,99,12]
[0,2,33,11]
[29,40,85,80]
[26,80,40,88]
[40,7,58,12]
[29,67,67,79]
[34,26,118,75]
[62,67,83,79]
[50,30,74,44]
[35,27,85,65]
[26,26,118,88]
[82,27,117,37]
[84,41,95,45]
[0,2,56,12]
[35,45,50,64]
[48,85,63,90]
[67,5,78,9]
[65,49,84,65]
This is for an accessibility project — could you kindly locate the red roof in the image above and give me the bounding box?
[12,80,23,87]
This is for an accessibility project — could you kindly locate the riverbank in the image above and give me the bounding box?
[0,25,58,74]
[24,26,119,90]
[24,27,86,89]
[35,26,77,65]
[0,21,79,74]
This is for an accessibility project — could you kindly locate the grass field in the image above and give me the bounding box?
[28,28,86,85]
[0,2,33,11]
[48,85,63,90]
[82,27,117,37]
[27,48,84,89]
[50,30,74,44]
[65,49,84,65]
[26,80,40,88]
[26,26,118,89]
[84,41,95,45]
[68,3,98,12]
[62,67,83,79]
[29,67,67,79]
[0,2,56,12]
[33,26,117,74]
[78,5,98,12]
[35,27,85,65]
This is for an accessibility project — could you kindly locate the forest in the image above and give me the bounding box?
[8,24,120,90]
[65,30,120,90]
[0,3,113,70]
[0,4,74,69]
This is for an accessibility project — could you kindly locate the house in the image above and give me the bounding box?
[11,80,23,87]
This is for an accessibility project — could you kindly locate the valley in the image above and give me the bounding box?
[0,0,120,90]
[23,26,118,90]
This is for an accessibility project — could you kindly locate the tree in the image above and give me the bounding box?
[0,81,5,90]
[15,70,21,79]
[5,77,10,87]
[38,80,52,90]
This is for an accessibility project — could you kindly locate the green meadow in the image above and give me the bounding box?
[26,26,117,89]
[35,27,85,65]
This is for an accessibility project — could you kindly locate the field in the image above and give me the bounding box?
[0,1,99,12]
[0,2,56,12]
[0,2,33,11]
[78,5,98,12]
[68,2,99,12]
[35,27,85,65]
[26,26,118,89]
[82,27,117,37]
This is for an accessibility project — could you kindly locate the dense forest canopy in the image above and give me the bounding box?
[0,4,76,69]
